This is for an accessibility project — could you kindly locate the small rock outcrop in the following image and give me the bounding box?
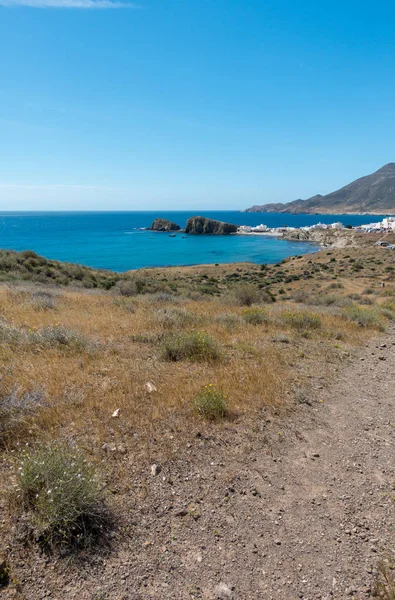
[150,218,180,232]
[185,216,238,235]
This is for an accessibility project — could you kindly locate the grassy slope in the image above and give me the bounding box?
[0,237,394,594]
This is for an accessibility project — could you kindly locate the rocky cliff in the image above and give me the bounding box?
[185,216,238,234]
[149,218,180,232]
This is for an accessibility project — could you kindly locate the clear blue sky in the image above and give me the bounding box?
[0,0,394,210]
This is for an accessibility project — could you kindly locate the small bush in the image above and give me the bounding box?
[29,326,89,351]
[146,292,180,304]
[271,333,290,343]
[341,306,385,330]
[231,284,268,306]
[327,282,344,290]
[0,558,10,586]
[113,298,136,313]
[373,554,395,600]
[279,310,322,331]
[162,331,221,362]
[214,312,241,331]
[17,443,105,549]
[30,290,56,311]
[118,279,138,297]
[193,385,228,420]
[0,386,45,442]
[156,307,198,329]
[0,320,24,345]
[242,308,268,325]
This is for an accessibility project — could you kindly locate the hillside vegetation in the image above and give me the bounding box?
[0,240,394,597]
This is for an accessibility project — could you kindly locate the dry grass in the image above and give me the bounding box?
[0,280,381,450]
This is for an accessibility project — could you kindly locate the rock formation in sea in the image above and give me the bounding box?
[185,216,238,234]
[149,218,181,232]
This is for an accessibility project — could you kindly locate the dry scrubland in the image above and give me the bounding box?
[0,239,394,597]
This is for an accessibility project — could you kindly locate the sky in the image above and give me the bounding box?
[0,0,394,210]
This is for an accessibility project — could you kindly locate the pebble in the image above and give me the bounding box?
[215,582,233,598]
[151,464,161,476]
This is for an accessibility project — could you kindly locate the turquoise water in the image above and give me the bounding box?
[0,211,383,272]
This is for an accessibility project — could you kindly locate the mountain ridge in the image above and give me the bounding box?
[245,163,395,214]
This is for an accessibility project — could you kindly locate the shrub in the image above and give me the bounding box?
[0,558,10,586]
[29,326,89,351]
[271,333,290,343]
[156,307,197,329]
[373,554,395,600]
[30,290,56,311]
[0,320,24,345]
[328,282,344,290]
[192,385,228,420]
[341,306,385,330]
[279,310,322,331]
[214,312,241,331]
[147,292,180,304]
[242,308,268,325]
[113,298,136,313]
[118,279,138,297]
[162,331,221,362]
[0,386,45,443]
[231,284,265,306]
[17,443,105,549]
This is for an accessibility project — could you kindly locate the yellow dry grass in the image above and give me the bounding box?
[0,282,377,451]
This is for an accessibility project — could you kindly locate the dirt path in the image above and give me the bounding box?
[3,327,394,600]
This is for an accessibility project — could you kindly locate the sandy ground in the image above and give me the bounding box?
[1,326,394,600]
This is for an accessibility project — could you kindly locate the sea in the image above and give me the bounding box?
[0,211,384,272]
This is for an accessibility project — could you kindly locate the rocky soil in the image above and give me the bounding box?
[1,327,394,599]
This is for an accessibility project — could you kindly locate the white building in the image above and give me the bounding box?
[237,225,252,233]
[330,222,344,230]
[252,224,268,232]
[382,217,395,230]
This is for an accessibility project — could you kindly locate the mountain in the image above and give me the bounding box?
[245,163,395,214]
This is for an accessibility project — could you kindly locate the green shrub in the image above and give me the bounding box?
[193,385,228,420]
[17,443,105,549]
[242,308,268,325]
[162,331,221,362]
[341,306,385,330]
[383,300,395,313]
[279,310,322,331]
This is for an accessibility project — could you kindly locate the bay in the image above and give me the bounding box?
[0,211,383,272]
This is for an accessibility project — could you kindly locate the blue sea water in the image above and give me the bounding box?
[0,211,384,272]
